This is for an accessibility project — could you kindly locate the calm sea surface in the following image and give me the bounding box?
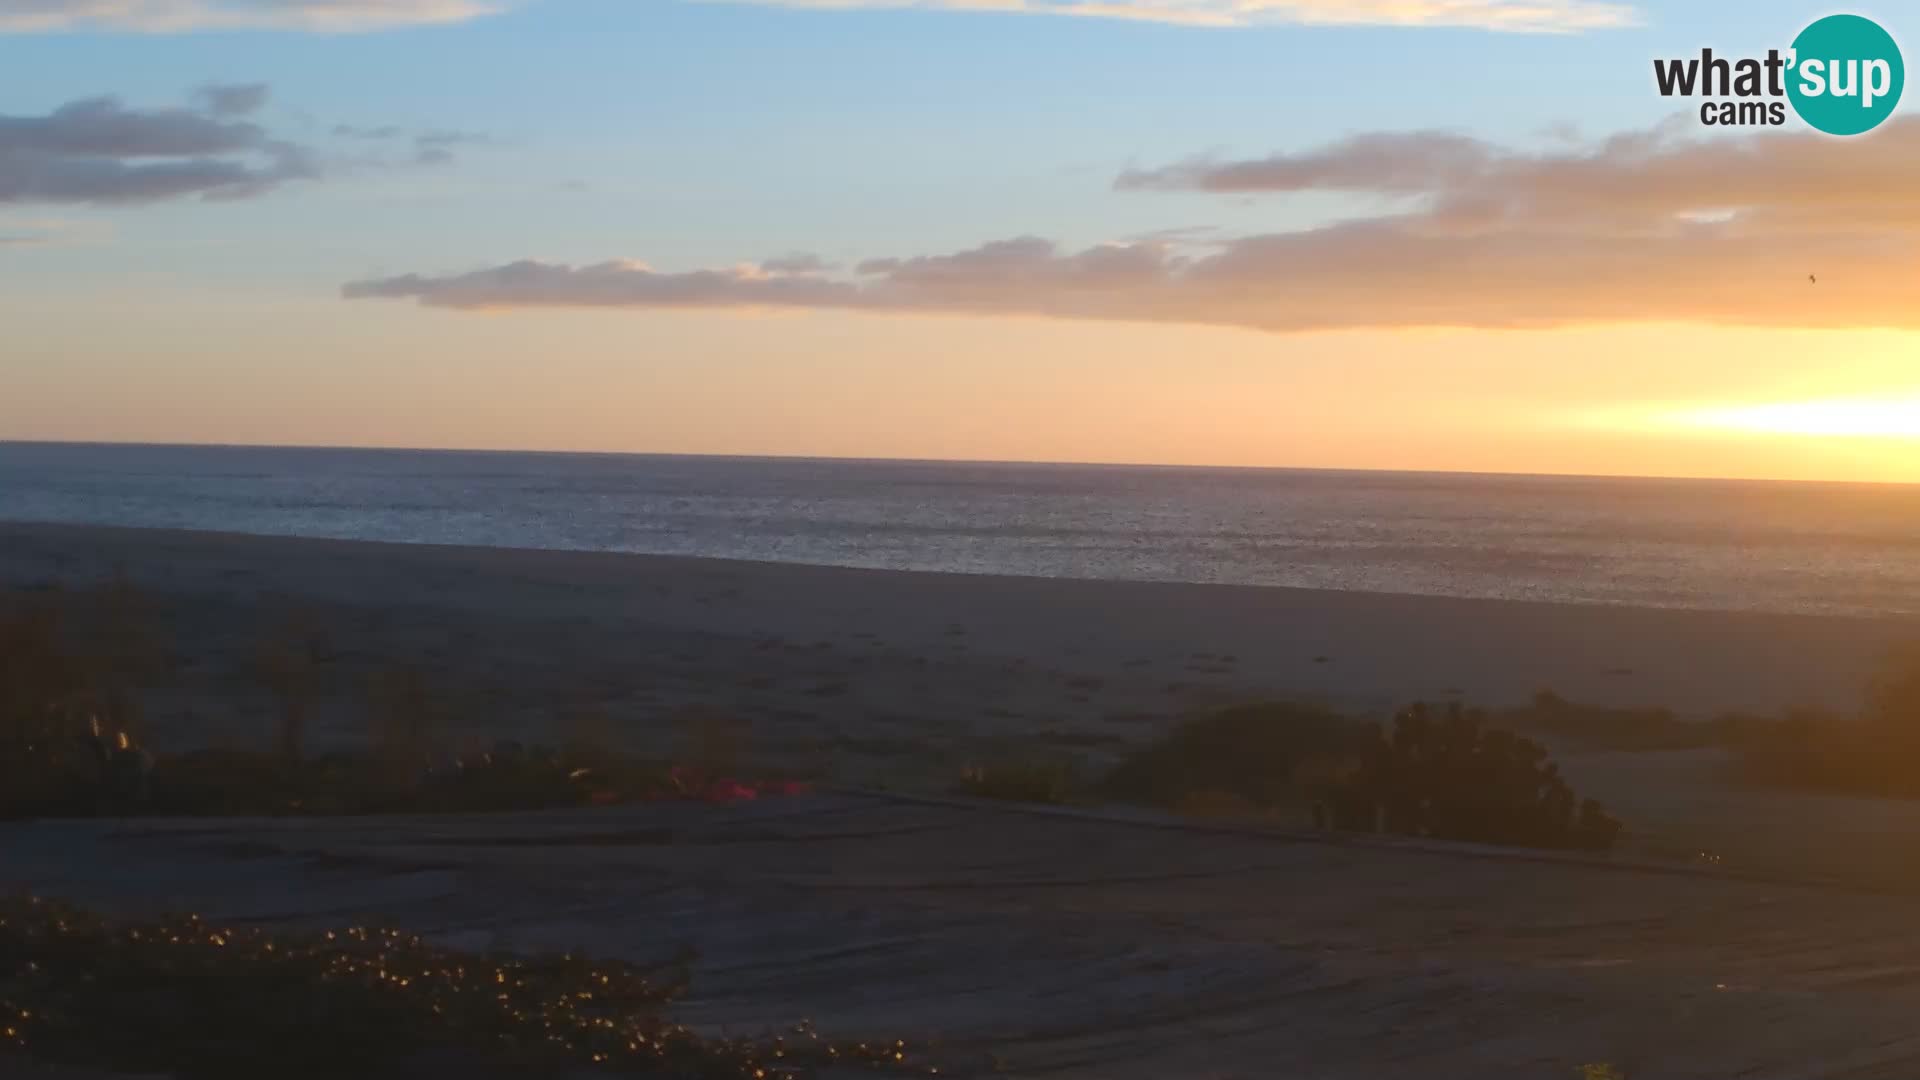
[2,442,1918,617]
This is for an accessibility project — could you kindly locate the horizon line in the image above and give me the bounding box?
[1,437,1912,490]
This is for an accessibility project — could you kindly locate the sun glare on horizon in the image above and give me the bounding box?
[1668,396,1920,439]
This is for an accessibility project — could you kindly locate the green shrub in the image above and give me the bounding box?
[1099,701,1620,852]
[1500,691,1712,752]
[1,585,162,818]
[1097,702,1377,811]
[0,894,931,1079]
[1372,703,1620,851]
[145,748,312,815]
[412,743,602,813]
[1727,644,1920,798]
[956,757,1080,804]
[134,743,675,818]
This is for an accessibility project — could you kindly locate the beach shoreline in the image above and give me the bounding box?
[1,519,1911,728]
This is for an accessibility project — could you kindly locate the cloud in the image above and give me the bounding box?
[332,124,405,139]
[701,0,1637,32]
[0,0,501,32]
[328,123,490,164]
[1119,131,1498,196]
[192,82,269,117]
[0,94,317,204]
[0,88,492,205]
[1115,119,1920,235]
[761,252,832,275]
[343,258,865,309]
[343,118,1920,332]
[411,129,490,165]
[326,122,491,164]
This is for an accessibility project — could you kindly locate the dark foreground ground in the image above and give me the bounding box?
[10,522,1920,1077]
[11,521,1920,883]
[6,792,1920,1080]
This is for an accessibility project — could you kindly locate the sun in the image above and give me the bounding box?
[1672,396,1920,439]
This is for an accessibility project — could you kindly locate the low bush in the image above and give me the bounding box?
[956,756,1080,804]
[1730,708,1916,796]
[1724,645,1920,798]
[1100,701,1621,851]
[1498,691,1713,752]
[1098,702,1373,811]
[1,586,820,820]
[0,893,933,1079]
[1371,703,1621,851]
[6,738,816,820]
[1,589,150,817]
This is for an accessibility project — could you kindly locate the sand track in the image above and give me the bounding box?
[8,794,1920,1079]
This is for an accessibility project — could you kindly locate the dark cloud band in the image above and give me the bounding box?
[1,88,489,206]
[0,95,315,204]
[343,119,1920,333]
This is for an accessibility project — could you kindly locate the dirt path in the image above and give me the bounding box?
[7,794,1920,1079]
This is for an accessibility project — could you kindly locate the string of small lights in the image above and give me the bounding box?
[0,894,937,1078]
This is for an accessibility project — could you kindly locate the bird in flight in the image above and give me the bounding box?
[1809,273,1817,285]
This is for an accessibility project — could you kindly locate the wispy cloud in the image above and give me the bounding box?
[1115,118,1920,234]
[344,258,865,309]
[343,118,1920,332]
[1,85,486,205]
[761,252,833,275]
[191,81,270,117]
[700,0,1638,32]
[0,93,317,204]
[0,0,500,33]
[410,129,491,165]
[329,123,493,164]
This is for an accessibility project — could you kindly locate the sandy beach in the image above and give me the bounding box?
[3,520,1914,724]
[14,524,1920,1077]
[9,520,1920,884]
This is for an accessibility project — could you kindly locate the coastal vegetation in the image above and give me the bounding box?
[0,893,932,1079]
[1724,642,1920,798]
[1098,701,1623,851]
[10,576,1920,852]
[0,583,808,818]
[955,755,1081,804]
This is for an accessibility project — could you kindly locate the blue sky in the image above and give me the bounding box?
[4,0,1852,275]
[3,1,1918,480]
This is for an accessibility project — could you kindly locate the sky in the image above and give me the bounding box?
[2,0,1917,481]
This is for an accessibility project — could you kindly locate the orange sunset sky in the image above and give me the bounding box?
[3,0,1916,481]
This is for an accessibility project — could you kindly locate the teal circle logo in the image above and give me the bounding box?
[1788,14,1904,135]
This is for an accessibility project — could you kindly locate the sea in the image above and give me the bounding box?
[2,441,1917,618]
